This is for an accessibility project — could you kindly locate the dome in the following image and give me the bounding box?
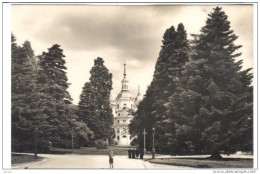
[116,90,133,99]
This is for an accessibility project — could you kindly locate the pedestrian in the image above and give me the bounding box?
[135,148,139,159]
[140,148,144,159]
[109,150,114,169]
[128,148,131,158]
[132,148,136,159]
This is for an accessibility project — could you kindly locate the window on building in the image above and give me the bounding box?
[123,135,126,138]
[118,113,120,116]
[117,104,119,108]
[130,136,131,139]
[123,120,126,122]
[123,128,126,132]
[117,120,120,123]
[117,136,120,140]
[117,128,120,133]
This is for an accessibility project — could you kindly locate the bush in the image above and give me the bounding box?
[95,139,109,150]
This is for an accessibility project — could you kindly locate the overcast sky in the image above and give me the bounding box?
[11,4,254,105]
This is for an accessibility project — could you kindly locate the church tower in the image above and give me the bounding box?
[121,61,129,91]
[111,61,141,146]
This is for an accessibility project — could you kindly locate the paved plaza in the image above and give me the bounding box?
[12,154,191,169]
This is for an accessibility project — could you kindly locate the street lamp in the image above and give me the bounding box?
[142,128,147,154]
[71,119,76,153]
[152,128,155,159]
[34,126,38,158]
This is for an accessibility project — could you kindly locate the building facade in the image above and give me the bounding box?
[111,62,141,146]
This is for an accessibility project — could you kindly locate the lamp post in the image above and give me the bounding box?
[34,126,38,158]
[142,128,147,154]
[71,119,76,153]
[152,128,155,159]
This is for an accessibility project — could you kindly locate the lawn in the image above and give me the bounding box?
[50,146,130,155]
[12,153,44,165]
[149,157,253,168]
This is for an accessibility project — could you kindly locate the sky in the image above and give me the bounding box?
[11,4,254,105]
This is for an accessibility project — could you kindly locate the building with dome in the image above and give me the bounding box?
[111,62,142,146]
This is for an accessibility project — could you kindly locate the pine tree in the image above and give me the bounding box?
[78,57,114,141]
[129,24,190,150]
[168,7,253,158]
[35,44,73,150]
[78,82,100,137]
[11,34,38,152]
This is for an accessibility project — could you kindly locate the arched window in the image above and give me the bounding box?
[123,135,126,138]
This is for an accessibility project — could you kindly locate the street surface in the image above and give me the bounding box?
[12,154,191,169]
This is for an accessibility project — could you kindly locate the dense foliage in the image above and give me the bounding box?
[78,57,114,143]
[129,7,253,158]
[129,23,190,151]
[11,37,93,152]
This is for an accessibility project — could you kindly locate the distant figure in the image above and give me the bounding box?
[109,150,114,169]
[132,148,136,159]
[128,148,132,158]
[140,148,144,159]
[135,148,139,159]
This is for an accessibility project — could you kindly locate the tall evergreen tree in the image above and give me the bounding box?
[78,57,114,141]
[129,24,190,150]
[11,34,38,152]
[168,7,253,158]
[35,44,73,150]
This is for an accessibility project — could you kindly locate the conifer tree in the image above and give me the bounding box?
[129,24,190,150]
[35,44,73,150]
[78,57,114,142]
[168,7,253,158]
[11,34,38,151]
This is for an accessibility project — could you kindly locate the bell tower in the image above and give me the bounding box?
[121,60,129,91]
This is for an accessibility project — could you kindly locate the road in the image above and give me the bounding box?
[12,154,191,169]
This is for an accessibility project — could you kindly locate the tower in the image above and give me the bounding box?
[111,61,141,146]
[121,61,129,91]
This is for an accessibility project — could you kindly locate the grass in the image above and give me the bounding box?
[50,146,130,155]
[12,153,44,165]
[149,157,253,168]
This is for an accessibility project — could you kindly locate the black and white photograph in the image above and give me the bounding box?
[1,2,257,173]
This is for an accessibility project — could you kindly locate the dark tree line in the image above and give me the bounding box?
[11,35,93,152]
[129,7,253,159]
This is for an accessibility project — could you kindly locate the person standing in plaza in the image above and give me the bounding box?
[135,148,139,159]
[132,148,136,159]
[128,148,131,158]
[109,150,114,169]
[140,148,144,159]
